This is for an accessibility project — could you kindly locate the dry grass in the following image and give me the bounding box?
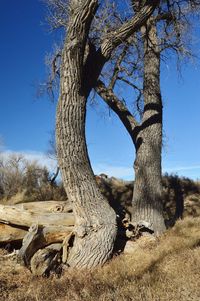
[1,217,200,301]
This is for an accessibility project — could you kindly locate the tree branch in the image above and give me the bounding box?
[84,0,159,92]
[108,44,129,90]
[95,79,138,143]
[154,11,174,22]
[100,0,159,59]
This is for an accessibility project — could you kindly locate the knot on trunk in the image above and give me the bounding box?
[75,225,88,238]
[53,205,64,212]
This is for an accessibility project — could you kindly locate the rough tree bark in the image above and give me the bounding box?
[95,20,165,235]
[131,22,166,234]
[56,0,117,269]
[56,0,159,268]
[0,0,159,272]
[81,1,199,234]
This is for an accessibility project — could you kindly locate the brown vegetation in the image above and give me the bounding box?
[0,154,67,204]
[1,155,199,226]
[0,217,199,301]
[0,157,200,300]
[97,174,200,223]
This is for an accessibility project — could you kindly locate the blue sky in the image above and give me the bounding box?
[0,0,200,180]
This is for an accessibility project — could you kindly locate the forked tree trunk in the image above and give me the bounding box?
[56,0,160,267]
[131,22,165,235]
[0,1,162,272]
[56,1,117,268]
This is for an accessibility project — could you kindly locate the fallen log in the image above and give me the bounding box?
[0,201,75,245]
[0,223,27,243]
[18,223,74,273]
[30,243,62,276]
[43,226,74,245]
[0,203,74,228]
[15,200,72,213]
[0,201,75,275]
[0,223,74,245]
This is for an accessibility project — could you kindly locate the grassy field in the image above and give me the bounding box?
[1,217,200,301]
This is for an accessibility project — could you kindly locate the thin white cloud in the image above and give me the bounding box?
[93,163,200,180]
[163,164,200,180]
[92,163,134,179]
[1,150,199,180]
[0,150,57,172]
[1,151,134,180]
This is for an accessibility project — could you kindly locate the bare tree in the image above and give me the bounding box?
[54,0,159,268]
[95,0,200,234]
[1,0,199,274]
[39,0,200,244]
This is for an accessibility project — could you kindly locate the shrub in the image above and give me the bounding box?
[0,153,67,203]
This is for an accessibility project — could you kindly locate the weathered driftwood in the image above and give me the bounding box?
[0,201,75,249]
[18,223,74,275]
[0,222,74,245]
[30,244,62,276]
[0,203,74,228]
[42,226,74,244]
[0,223,27,243]
[0,224,74,275]
[19,224,46,265]
[15,200,72,213]
[0,201,75,274]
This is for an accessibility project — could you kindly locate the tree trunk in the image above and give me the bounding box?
[56,1,117,269]
[131,22,166,235]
